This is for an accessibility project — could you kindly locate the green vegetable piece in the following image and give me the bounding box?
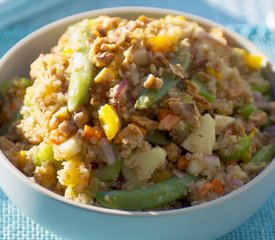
[13,78,32,88]
[192,76,216,102]
[250,144,275,164]
[88,177,101,198]
[67,52,94,112]
[251,83,271,95]
[146,131,170,146]
[0,111,22,136]
[95,174,195,211]
[135,77,180,109]
[219,135,250,161]
[95,160,121,182]
[0,78,32,96]
[171,49,191,72]
[34,144,54,166]
[0,81,12,95]
[238,104,256,119]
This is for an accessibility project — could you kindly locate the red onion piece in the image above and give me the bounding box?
[252,91,270,110]
[202,154,221,167]
[98,138,116,165]
[114,79,128,110]
[230,178,243,188]
[266,125,275,137]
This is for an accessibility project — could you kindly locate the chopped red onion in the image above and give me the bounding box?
[113,79,128,110]
[98,138,116,165]
[252,91,270,110]
[266,125,275,137]
[202,154,221,167]
[230,178,243,188]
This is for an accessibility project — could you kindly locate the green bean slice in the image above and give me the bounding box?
[250,144,275,164]
[96,174,194,211]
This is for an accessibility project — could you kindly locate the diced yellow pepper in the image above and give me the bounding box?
[147,35,178,53]
[245,54,262,71]
[62,48,73,56]
[94,67,116,83]
[206,66,222,80]
[98,104,120,140]
[233,48,262,71]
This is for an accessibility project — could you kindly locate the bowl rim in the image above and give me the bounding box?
[0,6,274,217]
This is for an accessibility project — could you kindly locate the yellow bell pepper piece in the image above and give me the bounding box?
[233,48,262,71]
[245,54,262,71]
[206,66,222,80]
[94,67,116,84]
[98,104,120,140]
[147,35,178,53]
[62,48,73,56]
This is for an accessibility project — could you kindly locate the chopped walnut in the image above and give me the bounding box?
[92,52,114,68]
[185,80,199,96]
[193,95,212,111]
[58,120,77,137]
[143,74,163,90]
[165,143,182,162]
[130,115,159,131]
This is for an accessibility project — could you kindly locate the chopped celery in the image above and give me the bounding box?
[88,177,101,197]
[238,104,256,119]
[0,81,12,95]
[67,52,94,112]
[135,76,180,109]
[192,76,216,102]
[95,160,121,182]
[34,144,54,166]
[13,78,32,88]
[146,131,170,146]
[219,135,250,161]
[251,83,270,95]
[250,144,275,164]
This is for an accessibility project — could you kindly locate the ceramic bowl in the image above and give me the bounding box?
[0,7,275,240]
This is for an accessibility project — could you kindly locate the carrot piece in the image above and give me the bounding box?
[198,182,213,196]
[211,178,224,194]
[129,123,147,136]
[83,125,102,141]
[158,114,180,131]
[176,156,189,171]
[157,108,174,121]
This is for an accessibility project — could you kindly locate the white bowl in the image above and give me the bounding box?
[0,7,274,240]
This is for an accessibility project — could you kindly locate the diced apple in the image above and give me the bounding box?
[123,147,167,182]
[215,114,235,131]
[186,158,204,176]
[182,114,215,154]
[58,136,81,159]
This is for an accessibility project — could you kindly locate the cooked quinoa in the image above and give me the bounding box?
[1,15,275,210]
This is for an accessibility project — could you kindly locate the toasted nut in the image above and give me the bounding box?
[165,143,182,162]
[58,120,77,137]
[93,52,114,68]
[193,95,211,110]
[73,110,90,128]
[143,74,163,90]
[185,80,200,96]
